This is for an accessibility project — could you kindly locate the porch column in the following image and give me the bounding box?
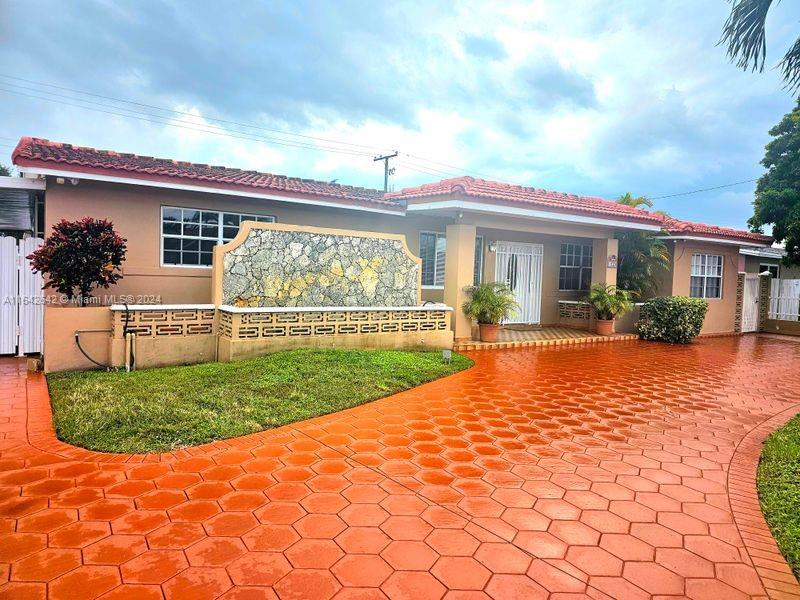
[591,238,619,287]
[443,223,476,340]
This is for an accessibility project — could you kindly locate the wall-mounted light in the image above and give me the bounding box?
[488,241,497,253]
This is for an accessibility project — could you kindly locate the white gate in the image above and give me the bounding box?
[769,278,800,321]
[494,242,543,324]
[0,237,44,355]
[741,274,760,333]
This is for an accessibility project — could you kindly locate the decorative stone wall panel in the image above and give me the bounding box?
[220,225,420,308]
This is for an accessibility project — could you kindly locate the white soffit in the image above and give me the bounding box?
[406,199,662,232]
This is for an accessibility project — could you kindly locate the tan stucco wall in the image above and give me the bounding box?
[44,306,112,372]
[43,178,452,305]
[664,240,741,335]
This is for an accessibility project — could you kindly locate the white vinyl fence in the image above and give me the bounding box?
[0,236,44,355]
[769,278,800,321]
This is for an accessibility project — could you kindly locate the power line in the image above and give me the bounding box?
[650,178,758,200]
[0,74,505,183]
[0,85,377,158]
[0,74,392,154]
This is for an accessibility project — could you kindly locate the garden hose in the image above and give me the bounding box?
[74,329,112,370]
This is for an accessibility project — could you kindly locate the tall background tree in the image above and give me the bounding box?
[720,0,800,89]
[749,100,800,265]
[615,194,671,298]
[0,164,11,176]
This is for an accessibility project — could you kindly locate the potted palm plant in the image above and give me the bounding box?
[462,282,519,342]
[585,284,634,336]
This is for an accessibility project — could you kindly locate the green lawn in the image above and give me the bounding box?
[758,412,800,578]
[47,349,471,454]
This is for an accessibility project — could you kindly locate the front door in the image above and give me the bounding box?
[495,242,544,324]
[742,274,760,333]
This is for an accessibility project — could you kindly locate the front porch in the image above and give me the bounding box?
[453,325,637,351]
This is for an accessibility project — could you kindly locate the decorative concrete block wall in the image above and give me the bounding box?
[734,272,745,333]
[214,223,421,308]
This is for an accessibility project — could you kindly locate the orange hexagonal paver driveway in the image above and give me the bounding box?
[1,335,800,599]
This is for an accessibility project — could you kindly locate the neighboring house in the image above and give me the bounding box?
[740,246,800,279]
[9,137,771,350]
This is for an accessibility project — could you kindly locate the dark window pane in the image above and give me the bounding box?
[164,238,180,250]
[223,226,238,240]
[420,233,436,286]
[706,277,721,298]
[201,240,217,252]
[162,222,180,235]
[690,276,704,298]
[200,252,213,266]
[182,239,199,251]
[473,237,483,285]
[580,268,592,291]
[202,211,219,224]
[183,210,200,223]
[182,252,200,265]
[183,224,199,236]
[163,208,181,222]
[223,213,239,226]
[202,225,218,237]
[257,216,275,222]
[163,250,180,264]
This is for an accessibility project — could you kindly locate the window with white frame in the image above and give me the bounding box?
[690,253,723,298]
[760,263,780,279]
[559,243,593,291]
[419,232,446,287]
[473,235,484,285]
[161,206,275,266]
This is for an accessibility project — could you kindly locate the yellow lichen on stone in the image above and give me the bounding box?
[319,275,330,287]
[330,260,344,277]
[359,267,379,296]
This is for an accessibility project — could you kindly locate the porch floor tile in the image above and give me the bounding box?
[1,335,800,599]
[454,325,636,351]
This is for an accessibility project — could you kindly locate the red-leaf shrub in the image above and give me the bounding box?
[28,217,127,305]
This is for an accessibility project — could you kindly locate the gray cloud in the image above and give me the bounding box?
[1,0,800,230]
[515,57,597,110]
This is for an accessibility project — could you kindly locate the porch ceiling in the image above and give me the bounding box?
[406,199,662,233]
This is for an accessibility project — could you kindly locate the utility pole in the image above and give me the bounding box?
[374,151,398,192]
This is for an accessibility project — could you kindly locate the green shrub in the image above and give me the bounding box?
[637,296,709,343]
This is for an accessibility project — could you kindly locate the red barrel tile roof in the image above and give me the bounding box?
[12,137,398,211]
[11,137,771,244]
[661,216,771,244]
[387,176,662,225]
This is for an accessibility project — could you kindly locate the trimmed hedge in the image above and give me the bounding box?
[637,296,709,343]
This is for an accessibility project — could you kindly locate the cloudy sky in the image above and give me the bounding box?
[1,0,799,229]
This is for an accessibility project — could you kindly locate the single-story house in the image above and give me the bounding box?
[6,137,772,362]
[740,246,800,279]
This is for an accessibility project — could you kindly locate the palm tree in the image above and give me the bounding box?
[615,193,670,299]
[720,0,800,89]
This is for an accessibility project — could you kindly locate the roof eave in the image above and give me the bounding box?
[657,234,771,248]
[17,162,406,216]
